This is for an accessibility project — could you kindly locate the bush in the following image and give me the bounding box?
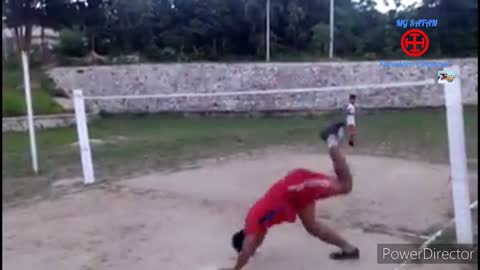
[55,29,87,57]
[363,52,377,60]
[39,73,67,98]
[28,44,47,68]
[143,43,163,61]
[310,23,329,55]
[143,44,177,62]
[2,90,25,116]
[2,88,64,117]
[2,65,64,117]
[3,56,21,70]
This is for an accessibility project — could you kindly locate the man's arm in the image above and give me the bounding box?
[346,104,354,115]
[287,178,331,192]
[287,177,349,195]
[221,233,263,270]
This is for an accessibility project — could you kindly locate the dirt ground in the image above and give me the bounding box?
[2,149,478,270]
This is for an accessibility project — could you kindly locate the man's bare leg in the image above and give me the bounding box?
[328,139,353,194]
[347,125,356,147]
[312,121,359,259]
[298,203,357,254]
[321,121,353,193]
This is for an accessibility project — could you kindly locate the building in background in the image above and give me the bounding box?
[2,25,59,60]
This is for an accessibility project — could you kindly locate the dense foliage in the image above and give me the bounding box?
[3,0,478,61]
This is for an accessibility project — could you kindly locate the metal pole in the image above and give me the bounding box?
[266,0,270,62]
[2,16,7,61]
[21,51,39,174]
[329,0,334,59]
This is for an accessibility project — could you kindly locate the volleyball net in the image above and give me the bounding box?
[74,78,438,185]
[73,69,473,244]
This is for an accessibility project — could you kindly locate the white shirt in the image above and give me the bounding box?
[346,103,355,126]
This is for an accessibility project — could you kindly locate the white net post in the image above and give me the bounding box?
[443,65,473,244]
[21,51,39,174]
[73,89,95,184]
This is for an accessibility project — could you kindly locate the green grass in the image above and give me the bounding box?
[2,107,478,205]
[2,64,64,117]
[428,206,477,269]
[430,207,478,245]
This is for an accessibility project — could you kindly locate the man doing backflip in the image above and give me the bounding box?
[221,122,360,270]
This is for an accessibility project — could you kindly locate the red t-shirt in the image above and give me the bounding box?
[244,168,335,235]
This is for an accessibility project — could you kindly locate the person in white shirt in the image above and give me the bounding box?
[346,94,356,147]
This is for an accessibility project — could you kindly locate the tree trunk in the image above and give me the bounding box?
[13,24,33,53]
[41,25,46,60]
[24,24,33,52]
[40,25,47,61]
[212,38,217,57]
[13,26,21,52]
[222,38,227,53]
[90,32,96,53]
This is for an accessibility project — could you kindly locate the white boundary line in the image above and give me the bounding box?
[83,79,436,100]
[393,200,478,270]
[395,232,430,240]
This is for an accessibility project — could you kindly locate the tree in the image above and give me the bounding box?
[66,0,110,56]
[310,23,329,55]
[18,0,475,61]
[3,0,76,55]
[3,0,43,52]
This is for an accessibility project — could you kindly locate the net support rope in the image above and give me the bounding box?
[83,79,437,100]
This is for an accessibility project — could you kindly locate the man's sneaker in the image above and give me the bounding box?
[320,122,346,142]
[329,247,360,260]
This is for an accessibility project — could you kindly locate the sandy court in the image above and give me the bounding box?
[2,150,478,270]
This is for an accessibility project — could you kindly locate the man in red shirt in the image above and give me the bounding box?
[222,122,359,270]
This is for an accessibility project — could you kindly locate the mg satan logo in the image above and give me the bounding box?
[401,29,430,57]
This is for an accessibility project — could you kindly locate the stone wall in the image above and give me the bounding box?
[2,114,96,133]
[47,58,478,113]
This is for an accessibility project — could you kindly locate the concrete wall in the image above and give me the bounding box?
[2,114,95,133]
[47,58,478,113]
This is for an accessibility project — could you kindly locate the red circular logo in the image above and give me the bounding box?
[401,29,430,57]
